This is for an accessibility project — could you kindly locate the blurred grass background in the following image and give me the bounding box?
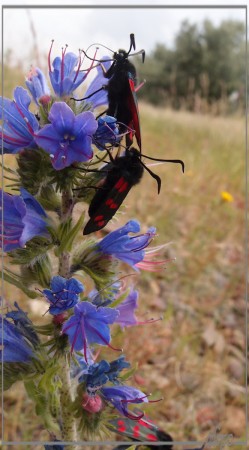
[1,18,247,449]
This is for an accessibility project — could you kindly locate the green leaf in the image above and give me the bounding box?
[34,323,54,336]
[8,236,53,265]
[55,212,85,256]
[38,362,61,392]
[3,268,37,298]
[0,362,35,390]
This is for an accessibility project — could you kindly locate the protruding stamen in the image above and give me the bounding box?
[60,44,68,93]
[48,39,54,72]
[135,79,146,92]
[13,102,34,135]
[73,49,83,83]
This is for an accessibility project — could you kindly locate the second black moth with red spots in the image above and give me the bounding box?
[83,147,184,235]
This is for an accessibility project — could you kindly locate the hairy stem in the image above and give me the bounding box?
[59,355,77,448]
[58,188,77,448]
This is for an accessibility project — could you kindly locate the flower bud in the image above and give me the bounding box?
[81,393,103,413]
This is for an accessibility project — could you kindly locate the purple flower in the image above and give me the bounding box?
[0,316,35,362]
[42,276,84,315]
[79,356,130,392]
[84,57,111,108]
[62,302,120,360]
[108,355,130,383]
[34,102,97,170]
[0,188,48,252]
[70,352,90,379]
[0,87,39,154]
[26,67,51,105]
[115,290,138,328]
[6,301,40,346]
[81,359,110,393]
[93,115,121,150]
[48,43,88,97]
[101,385,148,420]
[115,290,160,329]
[97,220,156,268]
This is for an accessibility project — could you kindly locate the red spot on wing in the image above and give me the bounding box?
[94,215,104,222]
[115,177,129,193]
[117,420,126,433]
[106,198,118,209]
[147,433,157,441]
[93,215,106,227]
[133,424,140,438]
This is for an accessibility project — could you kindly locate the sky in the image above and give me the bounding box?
[2,1,246,70]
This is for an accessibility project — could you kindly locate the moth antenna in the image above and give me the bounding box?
[85,42,114,54]
[130,49,145,62]
[128,33,136,53]
[81,49,113,63]
[141,153,185,173]
[139,159,162,194]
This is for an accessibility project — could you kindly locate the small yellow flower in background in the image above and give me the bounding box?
[221,191,234,202]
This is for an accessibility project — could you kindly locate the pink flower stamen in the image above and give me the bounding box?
[86,321,122,353]
[73,49,83,83]
[13,102,34,135]
[81,47,99,82]
[48,39,54,73]
[135,80,146,92]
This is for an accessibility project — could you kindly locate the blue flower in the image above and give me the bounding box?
[0,316,35,363]
[70,353,89,379]
[84,57,111,108]
[0,87,39,154]
[79,356,130,392]
[6,301,40,346]
[26,67,51,105]
[62,302,119,360]
[34,102,98,170]
[49,45,87,97]
[115,290,139,328]
[0,188,48,252]
[81,359,110,393]
[101,385,148,420]
[108,355,130,383]
[97,220,156,268]
[42,276,84,315]
[93,115,121,150]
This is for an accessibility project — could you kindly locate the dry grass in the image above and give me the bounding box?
[2,102,246,448]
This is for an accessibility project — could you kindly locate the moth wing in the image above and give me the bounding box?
[127,74,141,151]
[83,176,132,235]
[108,414,173,448]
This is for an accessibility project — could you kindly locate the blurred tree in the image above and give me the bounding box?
[136,19,245,113]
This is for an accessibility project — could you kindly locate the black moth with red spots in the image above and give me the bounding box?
[109,415,173,450]
[83,146,184,235]
[83,147,143,235]
[104,33,144,150]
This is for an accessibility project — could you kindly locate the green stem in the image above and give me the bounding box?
[59,356,77,449]
[58,188,77,448]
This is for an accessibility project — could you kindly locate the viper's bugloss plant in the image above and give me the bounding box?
[1,37,183,449]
